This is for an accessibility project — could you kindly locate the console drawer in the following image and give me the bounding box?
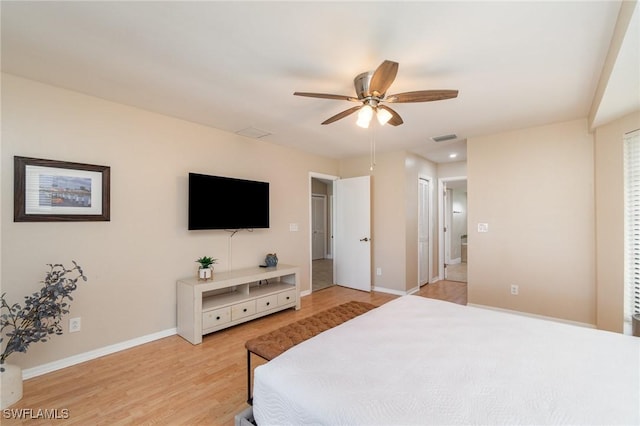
[278,289,296,306]
[232,300,256,320]
[256,294,279,313]
[202,307,231,330]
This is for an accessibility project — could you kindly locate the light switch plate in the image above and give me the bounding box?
[478,223,489,232]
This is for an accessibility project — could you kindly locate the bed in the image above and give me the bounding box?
[252,295,640,425]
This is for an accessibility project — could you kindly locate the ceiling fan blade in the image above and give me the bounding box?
[378,105,403,126]
[294,92,358,102]
[385,90,458,103]
[369,60,399,97]
[321,105,362,125]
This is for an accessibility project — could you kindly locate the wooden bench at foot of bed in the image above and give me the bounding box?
[244,300,377,404]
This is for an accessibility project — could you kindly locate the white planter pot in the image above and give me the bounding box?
[199,268,212,280]
[1,364,23,408]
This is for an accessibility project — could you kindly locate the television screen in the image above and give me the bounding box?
[188,173,269,230]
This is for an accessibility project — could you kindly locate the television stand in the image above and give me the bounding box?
[177,264,300,344]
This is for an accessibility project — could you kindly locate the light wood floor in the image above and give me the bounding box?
[5,281,466,425]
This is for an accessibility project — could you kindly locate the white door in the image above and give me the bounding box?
[334,176,371,292]
[418,178,430,286]
[312,195,326,260]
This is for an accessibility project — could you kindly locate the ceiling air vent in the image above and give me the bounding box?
[431,134,457,142]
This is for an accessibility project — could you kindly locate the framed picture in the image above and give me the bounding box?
[14,156,110,222]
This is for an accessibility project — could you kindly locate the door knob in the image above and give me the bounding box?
[360,237,369,242]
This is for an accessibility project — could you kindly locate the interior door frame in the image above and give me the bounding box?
[308,172,339,295]
[438,176,467,281]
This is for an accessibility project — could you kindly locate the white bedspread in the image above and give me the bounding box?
[252,295,640,425]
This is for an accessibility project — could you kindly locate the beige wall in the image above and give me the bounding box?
[467,119,596,324]
[437,161,467,179]
[595,111,640,331]
[1,74,339,369]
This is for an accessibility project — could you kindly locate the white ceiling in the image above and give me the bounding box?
[2,1,637,164]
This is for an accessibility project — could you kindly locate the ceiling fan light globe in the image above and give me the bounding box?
[376,108,393,126]
[356,116,371,128]
[357,104,373,128]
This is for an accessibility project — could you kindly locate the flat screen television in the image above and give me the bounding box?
[188,173,270,230]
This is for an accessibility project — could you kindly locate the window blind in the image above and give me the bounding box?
[623,129,640,334]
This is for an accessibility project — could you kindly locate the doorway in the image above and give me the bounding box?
[310,176,334,292]
[439,177,468,282]
[309,173,372,293]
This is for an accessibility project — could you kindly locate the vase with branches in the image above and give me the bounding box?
[0,261,87,371]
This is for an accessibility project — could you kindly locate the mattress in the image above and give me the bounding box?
[252,295,640,425]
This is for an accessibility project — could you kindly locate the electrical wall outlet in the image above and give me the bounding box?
[69,317,81,333]
[376,267,382,276]
[510,285,519,295]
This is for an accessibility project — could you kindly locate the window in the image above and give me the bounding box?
[623,129,640,334]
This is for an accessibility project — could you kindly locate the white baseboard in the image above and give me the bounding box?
[468,304,596,329]
[407,286,420,295]
[372,286,408,296]
[22,328,177,380]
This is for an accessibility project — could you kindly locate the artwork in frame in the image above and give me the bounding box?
[14,156,110,222]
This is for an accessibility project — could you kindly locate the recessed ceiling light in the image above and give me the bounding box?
[449,153,458,158]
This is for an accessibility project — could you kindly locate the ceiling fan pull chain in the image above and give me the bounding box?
[370,122,377,171]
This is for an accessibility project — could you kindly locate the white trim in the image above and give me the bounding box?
[468,304,596,329]
[300,289,312,297]
[372,286,408,296]
[406,286,420,295]
[22,328,177,380]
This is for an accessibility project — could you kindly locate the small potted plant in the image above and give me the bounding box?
[1,261,87,408]
[196,256,217,280]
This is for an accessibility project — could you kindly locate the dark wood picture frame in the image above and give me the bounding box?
[14,156,111,222]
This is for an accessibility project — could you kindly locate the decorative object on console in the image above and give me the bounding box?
[195,256,217,281]
[0,261,87,408]
[14,156,110,222]
[264,253,278,267]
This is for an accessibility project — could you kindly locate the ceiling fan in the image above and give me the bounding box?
[294,60,458,128]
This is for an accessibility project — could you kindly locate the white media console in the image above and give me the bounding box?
[177,264,300,344]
